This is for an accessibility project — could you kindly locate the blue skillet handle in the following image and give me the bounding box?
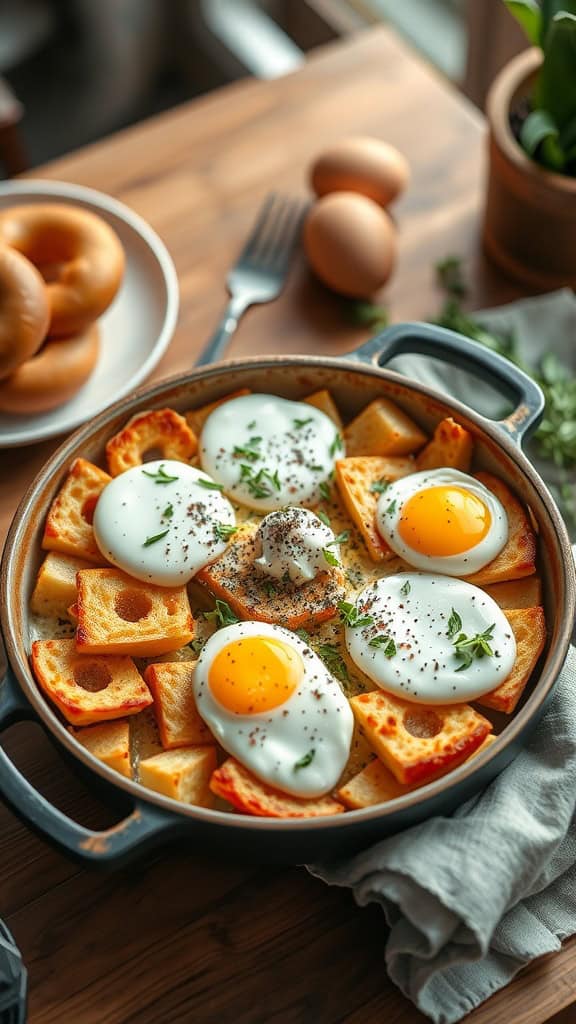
[351,322,545,446]
[0,663,182,866]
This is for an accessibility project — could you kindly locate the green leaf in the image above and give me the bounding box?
[537,12,576,134]
[370,478,389,494]
[541,0,576,44]
[143,529,169,547]
[203,599,239,628]
[520,108,561,155]
[322,547,340,567]
[505,0,541,43]
[447,608,463,639]
[293,749,315,771]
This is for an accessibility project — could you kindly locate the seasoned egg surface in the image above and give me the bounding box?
[200,393,342,512]
[376,468,508,575]
[194,621,354,797]
[345,573,517,704]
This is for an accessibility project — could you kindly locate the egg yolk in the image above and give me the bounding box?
[398,485,491,556]
[208,636,302,715]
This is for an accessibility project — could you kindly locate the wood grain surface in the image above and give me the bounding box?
[0,26,571,1024]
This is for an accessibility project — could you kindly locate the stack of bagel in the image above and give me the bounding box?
[0,204,125,415]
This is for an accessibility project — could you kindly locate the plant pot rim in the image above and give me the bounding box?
[487,46,576,193]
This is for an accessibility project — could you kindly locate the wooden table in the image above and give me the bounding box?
[1,26,574,1024]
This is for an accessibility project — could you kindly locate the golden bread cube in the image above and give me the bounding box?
[210,758,345,818]
[477,606,546,713]
[481,576,542,609]
[31,638,152,726]
[106,408,197,477]
[31,551,96,619]
[42,458,111,563]
[335,455,414,561]
[464,472,537,585]
[197,528,345,630]
[415,417,473,472]
[303,389,344,429]
[139,746,217,806]
[184,388,251,437]
[350,690,492,786]
[144,661,212,749]
[76,568,194,656]
[343,398,427,457]
[72,719,131,777]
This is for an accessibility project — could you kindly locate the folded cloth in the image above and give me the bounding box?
[309,291,576,1023]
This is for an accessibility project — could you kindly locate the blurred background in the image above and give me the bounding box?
[0,0,527,176]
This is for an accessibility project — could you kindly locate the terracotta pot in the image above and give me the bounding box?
[483,47,576,290]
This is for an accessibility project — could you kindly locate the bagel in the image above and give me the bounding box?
[0,323,100,414]
[0,245,50,379]
[0,204,124,337]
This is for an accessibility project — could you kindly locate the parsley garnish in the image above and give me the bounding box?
[317,643,349,682]
[203,599,239,628]
[452,624,496,671]
[385,499,397,516]
[247,419,257,430]
[370,478,389,494]
[369,635,396,657]
[294,749,315,771]
[338,601,374,628]
[233,436,262,462]
[317,510,331,527]
[296,628,311,643]
[327,530,349,546]
[293,417,313,429]
[319,480,332,502]
[447,608,463,638]
[329,433,344,457]
[240,464,281,499]
[142,464,178,485]
[162,503,174,519]
[400,580,411,597]
[198,478,224,492]
[143,529,169,547]
[213,522,238,541]
[322,547,340,567]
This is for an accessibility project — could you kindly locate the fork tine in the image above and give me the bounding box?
[238,192,278,265]
[267,198,307,272]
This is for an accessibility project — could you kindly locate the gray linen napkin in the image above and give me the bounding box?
[309,290,576,1023]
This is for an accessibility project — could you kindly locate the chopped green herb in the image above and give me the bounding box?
[233,436,262,462]
[213,522,238,541]
[400,580,411,597]
[319,481,332,502]
[162,503,174,519]
[370,478,389,494]
[328,530,350,546]
[317,510,331,527]
[247,419,257,430]
[296,628,311,643]
[338,601,374,629]
[368,635,396,657]
[446,608,463,639]
[385,499,397,516]
[263,580,277,598]
[203,599,239,628]
[188,638,206,654]
[198,478,224,492]
[322,547,340,567]
[307,464,324,472]
[317,643,349,682]
[294,749,315,771]
[453,624,496,671]
[142,464,179,485]
[329,433,344,457]
[239,464,281,499]
[143,529,169,547]
[293,417,313,429]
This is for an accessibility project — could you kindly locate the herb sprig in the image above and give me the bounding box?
[143,529,169,547]
[452,624,496,671]
[203,599,239,628]
[338,601,374,629]
[213,522,238,541]
[368,634,396,657]
[294,749,315,771]
[142,465,179,485]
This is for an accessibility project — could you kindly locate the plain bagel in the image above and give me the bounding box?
[0,203,124,337]
[0,245,50,379]
[0,323,100,414]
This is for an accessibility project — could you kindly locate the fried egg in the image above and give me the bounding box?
[199,393,342,512]
[194,621,353,797]
[376,468,508,575]
[344,573,516,704]
[93,460,236,586]
[254,507,339,585]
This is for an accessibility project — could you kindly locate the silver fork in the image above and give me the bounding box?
[196,193,307,365]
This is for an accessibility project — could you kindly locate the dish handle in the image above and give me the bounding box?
[350,321,544,446]
[0,663,183,867]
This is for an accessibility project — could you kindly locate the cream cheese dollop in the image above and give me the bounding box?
[254,507,339,586]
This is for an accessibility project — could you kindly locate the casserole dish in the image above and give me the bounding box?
[0,323,574,866]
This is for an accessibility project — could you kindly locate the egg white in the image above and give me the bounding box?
[194,621,354,797]
[344,573,517,704]
[199,393,342,512]
[255,507,338,585]
[376,468,508,575]
[93,460,236,586]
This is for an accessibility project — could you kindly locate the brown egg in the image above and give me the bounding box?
[311,137,410,207]
[303,192,396,299]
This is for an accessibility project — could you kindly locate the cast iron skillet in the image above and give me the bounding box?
[0,324,574,867]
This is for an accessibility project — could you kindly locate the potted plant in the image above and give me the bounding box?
[483,1,576,289]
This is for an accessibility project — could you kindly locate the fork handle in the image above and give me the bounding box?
[196,296,249,366]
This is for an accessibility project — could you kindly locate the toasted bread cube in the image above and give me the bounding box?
[481,576,542,610]
[465,473,537,585]
[76,568,194,656]
[144,661,211,749]
[335,455,414,561]
[130,707,164,773]
[140,746,217,806]
[184,388,251,437]
[210,758,345,818]
[350,690,492,786]
[477,607,546,713]
[106,408,197,477]
[72,719,131,777]
[416,417,473,473]
[42,458,111,563]
[343,398,427,457]
[31,638,152,726]
[31,552,96,619]
[304,389,344,429]
[197,528,345,630]
[339,733,499,809]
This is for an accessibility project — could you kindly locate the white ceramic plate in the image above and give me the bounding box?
[0,180,179,447]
